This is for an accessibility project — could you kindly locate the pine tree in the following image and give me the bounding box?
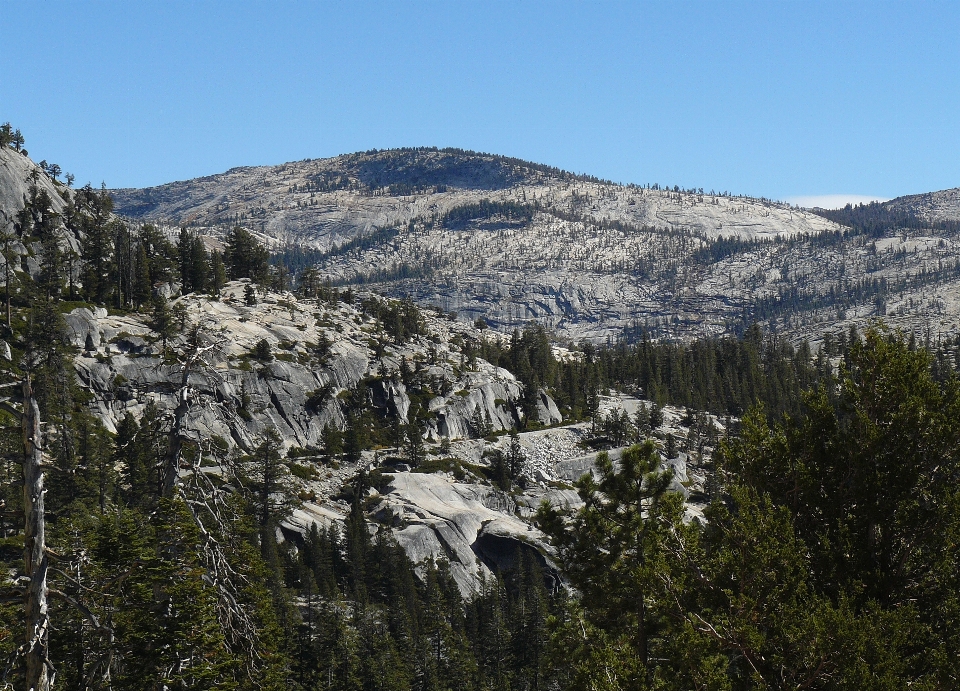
[76,185,115,304]
[507,432,525,482]
[133,241,152,306]
[148,293,175,353]
[537,441,681,687]
[404,419,426,468]
[224,226,269,282]
[245,430,295,534]
[178,228,211,294]
[471,403,490,438]
[321,423,343,462]
[633,402,651,441]
[209,250,227,295]
[649,402,664,430]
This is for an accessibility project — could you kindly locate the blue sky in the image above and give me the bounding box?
[2,1,959,206]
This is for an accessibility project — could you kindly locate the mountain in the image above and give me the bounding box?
[109,147,835,244]
[109,148,843,341]
[110,148,960,345]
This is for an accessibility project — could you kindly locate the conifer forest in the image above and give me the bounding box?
[0,125,958,691]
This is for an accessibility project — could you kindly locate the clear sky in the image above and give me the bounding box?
[2,1,959,206]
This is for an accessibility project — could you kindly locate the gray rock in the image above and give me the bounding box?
[378,472,553,596]
[536,391,563,425]
[64,309,102,351]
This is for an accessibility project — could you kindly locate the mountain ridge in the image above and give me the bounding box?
[108,148,855,341]
[110,147,960,345]
[12,143,960,346]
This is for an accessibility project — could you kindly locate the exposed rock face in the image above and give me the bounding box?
[428,365,523,440]
[67,283,559,450]
[0,147,68,230]
[373,471,558,595]
[61,284,580,593]
[57,285,715,596]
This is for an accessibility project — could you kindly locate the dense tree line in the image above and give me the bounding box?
[474,323,826,423]
[538,327,960,689]
[335,146,614,194]
[9,175,281,309]
[318,224,404,263]
[814,199,960,237]
[442,200,535,229]
[692,234,774,264]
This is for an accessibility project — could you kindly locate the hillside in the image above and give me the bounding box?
[0,140,712,594]
[110,148,960,345]
[2,131,959,689]
[109,148,844,340]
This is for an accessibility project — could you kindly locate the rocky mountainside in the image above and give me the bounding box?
[63,282,707,593]
[107,149,836,341]
[885,187,960,224]
[0,147,68,227]
[1,139,713,595]
[109,148,836,245]
[110,148,960,345]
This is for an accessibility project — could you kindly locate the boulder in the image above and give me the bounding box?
[536,390,563,425]
[378,472,553,596]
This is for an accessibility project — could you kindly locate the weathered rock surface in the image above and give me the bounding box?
[67,282,559,448]
[0,147,68,229]
[64,284,576,593]
[373,471,556,595]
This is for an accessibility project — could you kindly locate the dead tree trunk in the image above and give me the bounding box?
[163,331,217,499]
[163,376,189,499]
[4,231,12,330]
[22,376,50,691]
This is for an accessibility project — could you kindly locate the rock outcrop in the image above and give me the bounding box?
[373,471,558,595]
[63,284,576,593]
[66,282,560,450]
[0,147,68,229]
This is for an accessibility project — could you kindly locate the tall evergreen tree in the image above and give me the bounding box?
[224,226,269,282]
[537,441,681,688]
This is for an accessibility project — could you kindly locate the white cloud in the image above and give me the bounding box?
[786,194,890,209]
